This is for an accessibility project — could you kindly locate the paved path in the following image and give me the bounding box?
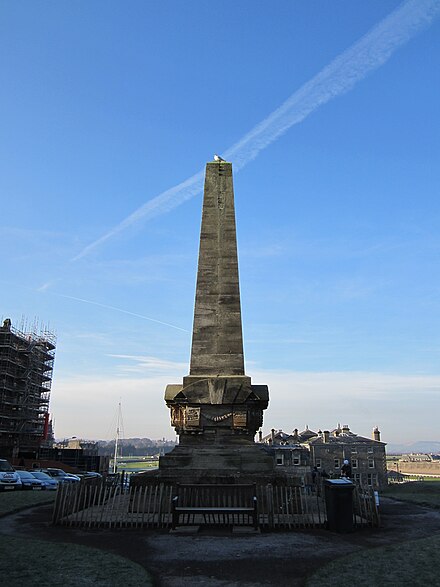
[1,498,440,586]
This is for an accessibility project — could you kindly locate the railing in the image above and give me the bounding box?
[352,485,380,527]
[52,479,174,529]
[257,484,325,530]
[52,479,379,530]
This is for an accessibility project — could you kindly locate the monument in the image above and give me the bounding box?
[159,159,273,482]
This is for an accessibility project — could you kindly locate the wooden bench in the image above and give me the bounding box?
[171,483,258,529]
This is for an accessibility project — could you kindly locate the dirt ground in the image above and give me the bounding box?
[1,498,440,586]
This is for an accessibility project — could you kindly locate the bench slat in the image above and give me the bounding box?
[175,507,254,513]
[171,483,259,530]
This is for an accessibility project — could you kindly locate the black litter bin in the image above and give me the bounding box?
[324,478,354,532]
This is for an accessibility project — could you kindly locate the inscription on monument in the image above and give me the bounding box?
[185,407,201,427]
[233,411,247,428]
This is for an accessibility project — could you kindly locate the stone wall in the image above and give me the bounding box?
[392,461,440,476]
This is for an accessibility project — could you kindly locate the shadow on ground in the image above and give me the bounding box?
[1,497,440,586]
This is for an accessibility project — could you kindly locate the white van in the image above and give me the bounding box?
[0,459,22,491]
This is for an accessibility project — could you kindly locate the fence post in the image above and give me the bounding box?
[52,482,64,525]
[266,485,274,529]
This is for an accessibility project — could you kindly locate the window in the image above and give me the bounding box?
[334,458,340,469]
[315,459,321,469]
[293,456,300,466]
[351,447,358,454]
[276,453,284,466]
[367,473,373,486]
[352,459,358,469]
[367,447,373,454]
[0,461,14,472]
[354,473,361,485]
[368,459,375,468]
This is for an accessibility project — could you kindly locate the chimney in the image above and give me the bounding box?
[323,430,330,443]
[271,428,276,444]
[342,424,350,434]
[373,426,381,442]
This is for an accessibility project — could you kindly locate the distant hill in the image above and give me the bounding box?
[97,437,176,457]
[386,441,440,454]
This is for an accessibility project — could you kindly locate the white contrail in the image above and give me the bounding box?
[224,0,440,170]
[52,292,189,332]
[73,170,205,260]
[73,0,440,261]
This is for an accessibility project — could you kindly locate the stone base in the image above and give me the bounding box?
[137,443,275,485]
[159,444,275,483]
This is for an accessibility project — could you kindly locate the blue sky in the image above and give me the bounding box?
[1,1,439,444]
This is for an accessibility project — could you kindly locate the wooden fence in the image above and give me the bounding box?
[52,479,379,530]
[352,485,380,528]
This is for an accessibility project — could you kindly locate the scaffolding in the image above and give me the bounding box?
[0,318,56,458]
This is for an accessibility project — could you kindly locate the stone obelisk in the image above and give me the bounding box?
[160,159,273,482]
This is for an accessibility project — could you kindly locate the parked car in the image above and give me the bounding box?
[79,471,102,479]
[16,470,45,490]
[29,471,58,490]
[0,459,22,491]
[77,472,103,484]
[35,468,80,484]
[63,473,81,483]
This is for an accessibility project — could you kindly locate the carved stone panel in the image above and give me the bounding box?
[185,407,201,428]
[170,406,184,428]
[233,411,247,428]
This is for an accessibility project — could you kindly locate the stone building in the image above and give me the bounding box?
[38,439,109,474]
[259,429,311,484]
[261,424,387,489]
[307,425,387,489]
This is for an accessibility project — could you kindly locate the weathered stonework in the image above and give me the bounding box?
[158,160,273,481]
[190,162,244,376]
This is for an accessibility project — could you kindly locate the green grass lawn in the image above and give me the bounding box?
[0,489,55,517]
[0,490,153,586]
[112,459,159,474]
[122,461,158,470]
[0,535,153,587]
[306,534,440,587]
[382,480,440,509]
[305,482,440,586]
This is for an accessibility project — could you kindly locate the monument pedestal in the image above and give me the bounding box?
[158,442,275,484]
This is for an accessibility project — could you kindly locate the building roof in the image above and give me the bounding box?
[261,429,301,445]
[298,427,318,441]
[261,424,386,447]
[307,432,385,446]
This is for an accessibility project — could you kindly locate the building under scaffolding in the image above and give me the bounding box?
[0,318,56,459]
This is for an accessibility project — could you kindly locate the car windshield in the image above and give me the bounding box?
[31,472,52,480]
[0,461,14,472]
[48,470,66,477]
[17,471,34,479]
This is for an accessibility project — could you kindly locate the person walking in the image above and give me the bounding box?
[341,459,352,479]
